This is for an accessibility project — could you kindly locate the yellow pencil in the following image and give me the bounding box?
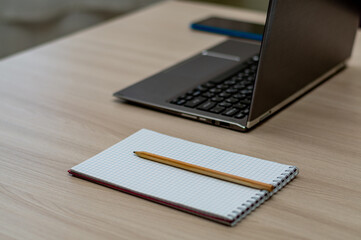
[134,151,274,192]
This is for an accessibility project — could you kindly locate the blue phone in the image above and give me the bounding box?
[191,16,264,41]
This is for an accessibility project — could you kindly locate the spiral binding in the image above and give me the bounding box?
[226,166,299,225]
[271,166,299,194]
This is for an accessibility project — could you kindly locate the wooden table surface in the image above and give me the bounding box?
[1,1,360,239]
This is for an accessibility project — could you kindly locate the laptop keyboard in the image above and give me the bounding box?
[170,55,259,119]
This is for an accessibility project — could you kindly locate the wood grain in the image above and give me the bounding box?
[0,1,360,239]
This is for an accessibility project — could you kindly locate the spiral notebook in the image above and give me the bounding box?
[69,129,298,226]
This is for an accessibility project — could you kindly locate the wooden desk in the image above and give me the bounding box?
[1,1,360,239]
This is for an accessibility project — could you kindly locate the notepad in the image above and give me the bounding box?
[69,129,298,226]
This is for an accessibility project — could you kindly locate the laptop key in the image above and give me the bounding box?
[233,93,246,99]
[219,102,232,108]
[235,112,245,119]
[243,81,253,86]
[240,99,251,105]
[247,76,255,81]
[211,96,224,102]
[184,97,206,108]
[242,108,250,114]
[219,92,231,98]
[185,95,193,100]
[192,91,201,96]
[202,92,214,98]
[240,89,253,95]
[197,101,216,111]
[233,103,247,109]
[176,99,186,105]
[224,79,236,85]
[209,88,222,94]
[196,85,208,92]
[203,82,215,88]
[222,108,239,117]
[210,106,225,114]
[237,74,244,79]
[225,88,238,94]
[216,84,229,90]
[238,80,248,85]
[225,98,238,103]
[234,84,246,89]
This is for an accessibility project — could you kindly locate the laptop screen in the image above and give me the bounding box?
[249,0,359,123]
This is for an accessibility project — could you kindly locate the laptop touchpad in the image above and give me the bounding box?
[164,54,239,81]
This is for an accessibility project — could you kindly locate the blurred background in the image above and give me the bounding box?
[0,0,269,60]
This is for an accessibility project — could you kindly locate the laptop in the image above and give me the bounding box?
[114,0,359,132]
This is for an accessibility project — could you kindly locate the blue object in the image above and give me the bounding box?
[191,23,263,41]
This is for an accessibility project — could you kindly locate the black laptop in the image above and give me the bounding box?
[114,0,359,131]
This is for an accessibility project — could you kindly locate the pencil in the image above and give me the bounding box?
[134,151,274,192]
